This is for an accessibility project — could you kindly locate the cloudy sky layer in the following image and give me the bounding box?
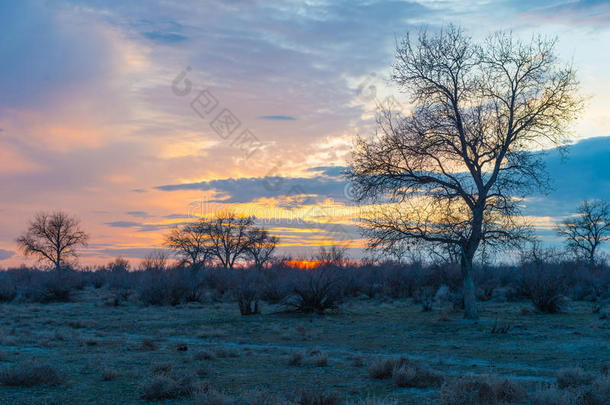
[1,0,609,266]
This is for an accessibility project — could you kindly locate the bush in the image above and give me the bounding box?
[581,376,610,405]
[556,367,595,388]
[368,357,442,387]
[140,368,196,400]
[529,386,575,405]
[298,391,340,405]
[368,358,395,379]
[285,268,341,314]
[439,375,525,405]
[391,360,443,388]
[0,360,63,387]
[519,263,566,313]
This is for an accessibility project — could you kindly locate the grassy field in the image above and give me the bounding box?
[0,287,608,404]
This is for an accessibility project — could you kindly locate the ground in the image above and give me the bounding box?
[0,288,608,404]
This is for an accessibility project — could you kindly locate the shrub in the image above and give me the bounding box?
[235,271,261,316]
[581,376,610,405]
[140,371,196,400]
[141,338,158,351]
[0,273,17,302]
[391,360,443,388]
[439,375,525,405]
[529,386,575,405]
[101,368,118,381]
[214,346,240,358]
[193,350,216,361]
[556,367,596,388]
[368,358,395,379]
[298,391,340,405]
[285,268,341,314]
[519,264,566,313]
[368,357,441,387]
[288,352,304,366]
[0,360,63,387]
[414,286,435,312]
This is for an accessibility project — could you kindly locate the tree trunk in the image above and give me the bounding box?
[461,253,478,320]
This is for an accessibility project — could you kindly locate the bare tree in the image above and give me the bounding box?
[246,228,278,270]
[16,211,89,270]
[165,220,212,268]
[556,200,610,266]
[347,26,582,318]
[140,249,169,271]
[315,245,348,267]
[206,211,256,269]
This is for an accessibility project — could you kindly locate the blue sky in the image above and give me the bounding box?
[1,0,609,265]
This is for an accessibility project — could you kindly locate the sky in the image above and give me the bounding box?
[1,0,609,267]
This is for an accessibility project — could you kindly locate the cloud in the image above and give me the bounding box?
[105,221,141,228]
[126,211,152,218]
[258,115,296,121]
[0,249,15,261]
[155,171,352,205]
[522,0,610,27]
[142,31,188,43]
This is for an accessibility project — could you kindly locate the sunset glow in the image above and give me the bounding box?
[1,1,610,267]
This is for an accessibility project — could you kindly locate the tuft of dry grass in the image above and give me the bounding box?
[0,360,63,387]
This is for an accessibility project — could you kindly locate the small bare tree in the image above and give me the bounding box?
[556,200,610,266]
[347,26,582,318]
[315,245,348,267]
[16,211,89,270]
[246,228,278,270]
[140,249,169,271]
[165,221,212,268]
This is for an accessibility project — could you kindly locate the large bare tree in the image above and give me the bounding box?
[347,26,582,318]
[206,211,256,270]
[556,200,610,266]
[16,211,89,270]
